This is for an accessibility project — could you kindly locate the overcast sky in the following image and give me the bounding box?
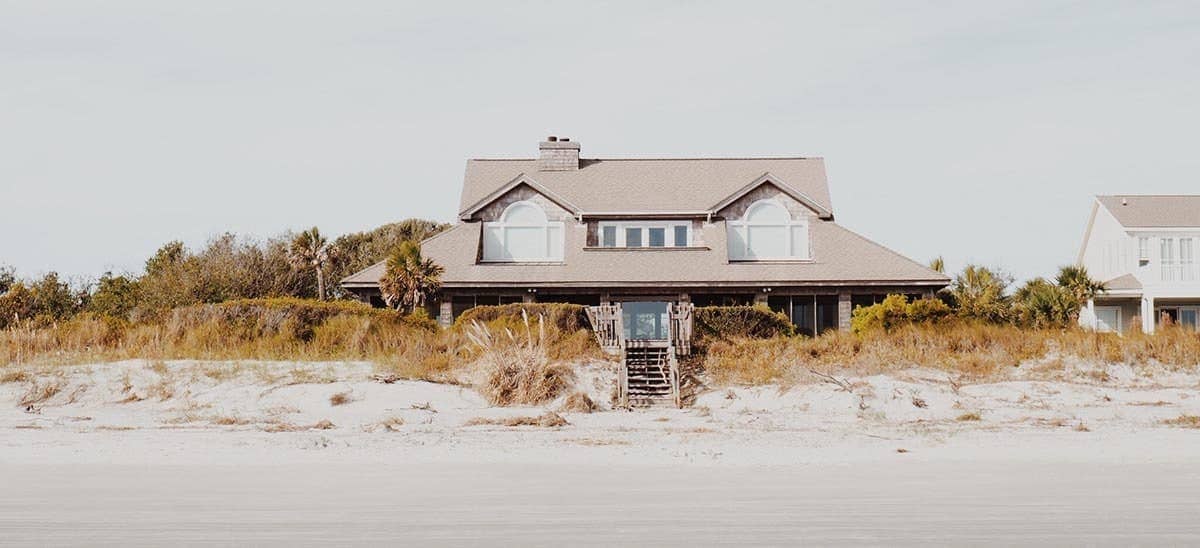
[3,1,1198,283]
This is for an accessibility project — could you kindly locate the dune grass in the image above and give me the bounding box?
[0,299,602,386]
[700,323,1200,386]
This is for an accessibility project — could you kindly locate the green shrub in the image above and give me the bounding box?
[695,305,794,340]
[455,303,589,333]
[852,295,952,333]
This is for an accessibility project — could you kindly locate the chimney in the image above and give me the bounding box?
[538,135,580,171]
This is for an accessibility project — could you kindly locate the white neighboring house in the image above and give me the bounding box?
[1077,195,1200,333]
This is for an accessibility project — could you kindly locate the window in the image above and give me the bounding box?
[727,199,810,261]
[625,227,642,247]
[766,295,839,337]
[601,226,617,247]
[1182,238,1195,281]
[597,221,692,248]
[647,227,666,247]
[482,201,564,262]
[1095,307,1121,333]
[1162,238,1177,281]
[1138,237,1150,266]
[673,225,688,247]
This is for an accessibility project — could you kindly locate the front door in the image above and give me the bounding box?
[621,301,670,341]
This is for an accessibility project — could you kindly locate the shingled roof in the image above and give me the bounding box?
[459,157,832,218]
[1097,195,1200,228]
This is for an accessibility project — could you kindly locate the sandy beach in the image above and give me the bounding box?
[4,359,1200,545]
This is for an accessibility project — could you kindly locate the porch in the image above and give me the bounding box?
[433,285,938,333]
[1084,296,1200,333]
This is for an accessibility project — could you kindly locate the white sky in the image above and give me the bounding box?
[3,1,1199,283]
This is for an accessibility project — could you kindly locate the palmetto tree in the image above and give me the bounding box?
[929,256,945,274]
[379,241,444,313]
[287,227,334,300]
[950,265,1013,323]
[1055,265,1105,306]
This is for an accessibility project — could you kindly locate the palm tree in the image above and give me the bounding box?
[287,227,334,300]
[950,265,1013,323]
[929,256,945,274]
[1055,265,1105,305]
[1014,277,1077,328]
[379,241,444,313]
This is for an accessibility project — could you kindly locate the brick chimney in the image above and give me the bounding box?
[538,136,580,171]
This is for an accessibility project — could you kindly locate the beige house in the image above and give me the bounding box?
[1078,195,1200,332]
[343,137,949,334]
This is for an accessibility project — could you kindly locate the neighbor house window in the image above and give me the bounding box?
[727,199,810,261]
[597,221,692,248]
[1181,238,1195,281]
[1161,238,1177,281]
[1138,237,1150,266]
[482,201,564,262]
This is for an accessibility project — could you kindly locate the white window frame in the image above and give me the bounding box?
[727,199,811,261]
[1181,238,1195,281]
[597,221,692,248]
[482,200,564,262]
[1094,306,1122,333]
[1138,237,1150,266]
[1162,237,1177,281]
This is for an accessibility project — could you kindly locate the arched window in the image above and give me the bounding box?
[727,199,810,260]
[482,201,564,262]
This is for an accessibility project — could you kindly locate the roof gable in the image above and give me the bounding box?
[710,173,833,219]
[458,174,581,220]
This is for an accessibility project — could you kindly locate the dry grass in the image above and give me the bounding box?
[262,419,336,433]
[19,378,64,407]
[363,416,405,433]
[329,391,352,406]
[702,324,1200,386]
[559,391,598,413]
[1162,414,1200,429]
[463,412,569,428]
[956,411,983,422]
[211,415,253,426]
[0,369,32,384]
[466,314,574,406]
[0,300,602,391]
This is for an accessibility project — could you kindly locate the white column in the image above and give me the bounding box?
[1142,297,1155,333]
[1085,298,1096,330]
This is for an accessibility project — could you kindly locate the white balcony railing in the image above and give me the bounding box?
[1160,263,1198,282]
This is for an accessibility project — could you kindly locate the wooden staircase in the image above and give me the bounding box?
[620,344,679,407]
[587,303,692,409]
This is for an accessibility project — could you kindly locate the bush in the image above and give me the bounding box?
[465,315,574,406]
[695,305,794,340]
[455,303,589,333]
[851,295,952,333]
[168,297,434,342]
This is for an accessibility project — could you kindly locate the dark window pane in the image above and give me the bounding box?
[601,226,616,247]
[816,295,840,334]
[626,228,642,247]
[793,296,816,337]
[451,296,477,320]
[674,225,688,247]
[767,296,790,318]
[851,294,880,311]
[648,228,666,247]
